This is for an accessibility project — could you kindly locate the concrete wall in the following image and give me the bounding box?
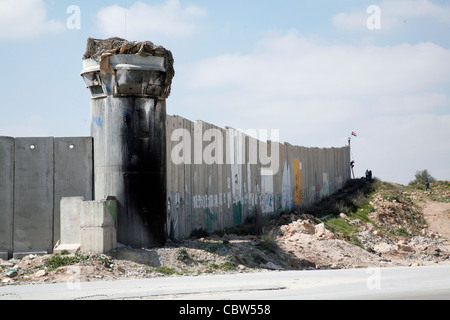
[0,137,14,259]
[0,137,93,258]
[13,137,54,254]
[166,115,351,239]
[1,118,350,253]
[54,137,94,247]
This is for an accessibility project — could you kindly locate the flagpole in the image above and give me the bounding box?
[349,133,356,179]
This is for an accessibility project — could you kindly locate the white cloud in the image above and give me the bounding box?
[372,93,450,115]
[96,0,207,40]
[184,30,450,101]
[0,0,64,38]
[333,0,450,31]
[333,10,368,31]
[172,30,450,183]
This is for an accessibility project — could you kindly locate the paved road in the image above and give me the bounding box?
[1,264,450,300]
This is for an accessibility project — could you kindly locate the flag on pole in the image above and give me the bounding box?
[351,132,357,137]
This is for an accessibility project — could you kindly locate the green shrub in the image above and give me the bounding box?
[155,266,180,275]
[44,253,89,271]
[176,247,189,262]
[258,232,278,253]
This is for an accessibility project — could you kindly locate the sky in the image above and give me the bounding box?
[0,0,449,185]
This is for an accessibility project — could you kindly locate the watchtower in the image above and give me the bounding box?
[81,38,174,246]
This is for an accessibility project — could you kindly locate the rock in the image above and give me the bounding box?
[396,244,414,253]
[357,230,382,249]
[410,262,421,267]
[339,213,348,219]
[432,248,441,257]
[314,223,335,239]
[35,269,48,277]
[291,220,315,235]
[0,261,14,268]
[324,233,336,240]
[288,258,299,267]
[302,221,316,234]
[366,247,376,253]
[372,229,385,237]
[314,223,327,237]
[374,242,397,253]
[2,278,14,284]
[264,262,283,270]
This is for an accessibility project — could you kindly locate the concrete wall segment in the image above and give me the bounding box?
[0,137,15,258]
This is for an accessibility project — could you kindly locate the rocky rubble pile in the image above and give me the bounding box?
[276,209,449,270]
[278,214,389,269]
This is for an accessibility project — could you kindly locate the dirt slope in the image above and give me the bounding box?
[423,201,450,251]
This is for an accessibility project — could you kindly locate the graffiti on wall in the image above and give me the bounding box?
[260,174,274,214]
[294,159,303,205]
[165,114,350,239]
[322,172,330,198]
[281,159,292,211]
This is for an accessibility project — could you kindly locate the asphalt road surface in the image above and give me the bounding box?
[1,264,450,300]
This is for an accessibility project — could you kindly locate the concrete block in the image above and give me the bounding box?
[79,199,117,254]
[80,227,116,254]
[53,243,81,254]
[60,197,84,244]
[80,199,117,228]
[13,251,48,259]
[0,137,14,259]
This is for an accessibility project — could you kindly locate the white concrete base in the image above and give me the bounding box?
[81,227,116,254]
[59,197,117,255]
[53,243,81,254]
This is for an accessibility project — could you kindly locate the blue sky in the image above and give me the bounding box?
[1,0,450,185]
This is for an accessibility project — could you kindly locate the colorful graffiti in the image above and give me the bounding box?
[294,159,303,205]
[165,115,350,240]
[281,159,292,211]
[322,172,330,198]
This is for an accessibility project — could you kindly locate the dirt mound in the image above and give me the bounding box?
[278,216,392,269]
